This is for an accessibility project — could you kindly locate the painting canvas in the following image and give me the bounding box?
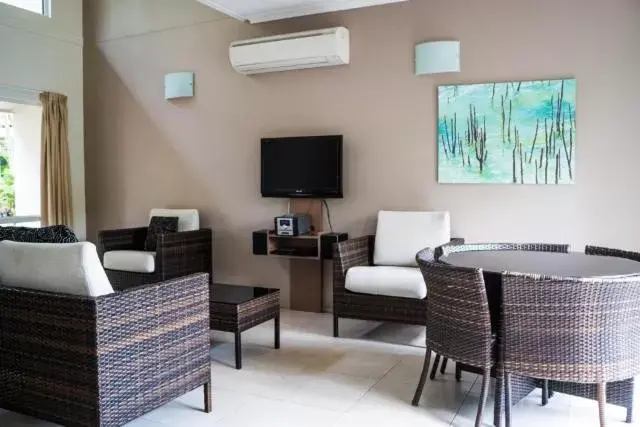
[437,79,576,184]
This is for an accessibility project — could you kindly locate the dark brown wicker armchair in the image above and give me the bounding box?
[412,249,493,427]
[332,236,463,337]
[98,227,213,290]
[0,273,212,427]
[501,271,640,427]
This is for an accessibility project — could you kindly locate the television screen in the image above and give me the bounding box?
[261,135,343,198]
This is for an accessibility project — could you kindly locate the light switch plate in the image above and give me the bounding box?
[165,72,195,100]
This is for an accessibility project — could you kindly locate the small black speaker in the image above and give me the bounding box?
[321,233,348,260]
[252,230,269,255]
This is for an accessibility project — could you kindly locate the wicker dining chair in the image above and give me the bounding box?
[535,245,640,422]
[501,271,640,427]
[412,249,493,427]
[433,242,569,385]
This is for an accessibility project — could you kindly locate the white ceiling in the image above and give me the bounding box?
[196,0,408,23]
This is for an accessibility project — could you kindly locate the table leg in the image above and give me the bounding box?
[235,331,242,370]
[274,314,280,349]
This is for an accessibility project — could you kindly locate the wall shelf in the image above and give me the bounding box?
[251,199,347,312]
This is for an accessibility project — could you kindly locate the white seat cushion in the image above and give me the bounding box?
[345,266,426,299]
[0,241,114,297]
[103,250,156,273]
[373,210,451,267]
[149,208,199,232]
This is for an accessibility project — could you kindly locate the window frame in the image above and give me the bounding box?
[0,0,51,17]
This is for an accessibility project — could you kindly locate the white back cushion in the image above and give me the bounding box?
[373,211,451,266]
[149,208,199,232]
[0,241,114,297]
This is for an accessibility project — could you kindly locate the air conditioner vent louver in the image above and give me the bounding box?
[229,27,350,75]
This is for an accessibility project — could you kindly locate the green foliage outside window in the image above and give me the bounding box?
[0,155,15,216]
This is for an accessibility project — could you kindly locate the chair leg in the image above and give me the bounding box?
[429,354,441,380]
[440,357,448,374]
[475,368,491,427]
[333,315,339,338]
[204,381,212,413]
[455,363,462,382]
[626,406,633,424]
[597,382,607,427]
[542,380,549,406]
[412,346,432,406]
[505,373,512,427]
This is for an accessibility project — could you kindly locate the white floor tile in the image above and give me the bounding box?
[286,372,378,412]
[3,310,638,427]
[142,386,243,426]
[213,394,342,427]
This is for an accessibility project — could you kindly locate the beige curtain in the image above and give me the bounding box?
[40,92,73,227]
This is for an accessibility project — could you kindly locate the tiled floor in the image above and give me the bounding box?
[1,310,637,426]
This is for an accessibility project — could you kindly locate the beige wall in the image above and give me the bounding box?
[84,0,640,308]
[0,0,86,237]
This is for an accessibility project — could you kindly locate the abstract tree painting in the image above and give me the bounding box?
[437,79,576,184]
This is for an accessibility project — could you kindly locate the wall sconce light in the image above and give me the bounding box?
[415,41,460,75]
[164,72,195,100]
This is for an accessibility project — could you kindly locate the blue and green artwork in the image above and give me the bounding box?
[437,79,576,184]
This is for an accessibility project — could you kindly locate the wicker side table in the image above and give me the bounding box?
[210,283,280,369]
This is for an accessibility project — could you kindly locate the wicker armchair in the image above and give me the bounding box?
[501,271,640,427]
[98,226,213,290]
[0,273,212,427]
[332,235,463,337]
[412,249,493,427]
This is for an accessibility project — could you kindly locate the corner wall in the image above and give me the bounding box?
[84,0,640,308]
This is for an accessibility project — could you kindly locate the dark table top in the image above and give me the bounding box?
[211,283,278,305]
[440,250,640,278]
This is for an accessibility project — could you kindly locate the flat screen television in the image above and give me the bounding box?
[261,135,343,198]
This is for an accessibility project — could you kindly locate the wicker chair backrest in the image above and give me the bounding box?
[439,242,569,259]
[417,249,493,367]
[502,271,640,383]
[585,245,640,263]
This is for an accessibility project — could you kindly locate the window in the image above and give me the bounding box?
[0,112,16,219]
[0,104,42,228]
[0,0,50,16]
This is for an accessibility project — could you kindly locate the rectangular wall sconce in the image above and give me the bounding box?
[165,72,195,100]
[415,41,460,75]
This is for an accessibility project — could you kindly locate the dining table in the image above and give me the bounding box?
[438,249,640,427]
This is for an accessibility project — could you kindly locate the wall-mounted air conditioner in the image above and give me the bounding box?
[229,27,350,75]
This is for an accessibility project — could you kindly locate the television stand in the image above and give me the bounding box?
[252,199,347,313]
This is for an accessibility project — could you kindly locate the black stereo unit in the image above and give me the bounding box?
[252,230,269,255]
[320,233,349,260]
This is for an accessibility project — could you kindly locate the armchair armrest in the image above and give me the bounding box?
[155,228,213,281]
[97,227,148,261]
[96,273,211,418]
[333,235,374,292]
